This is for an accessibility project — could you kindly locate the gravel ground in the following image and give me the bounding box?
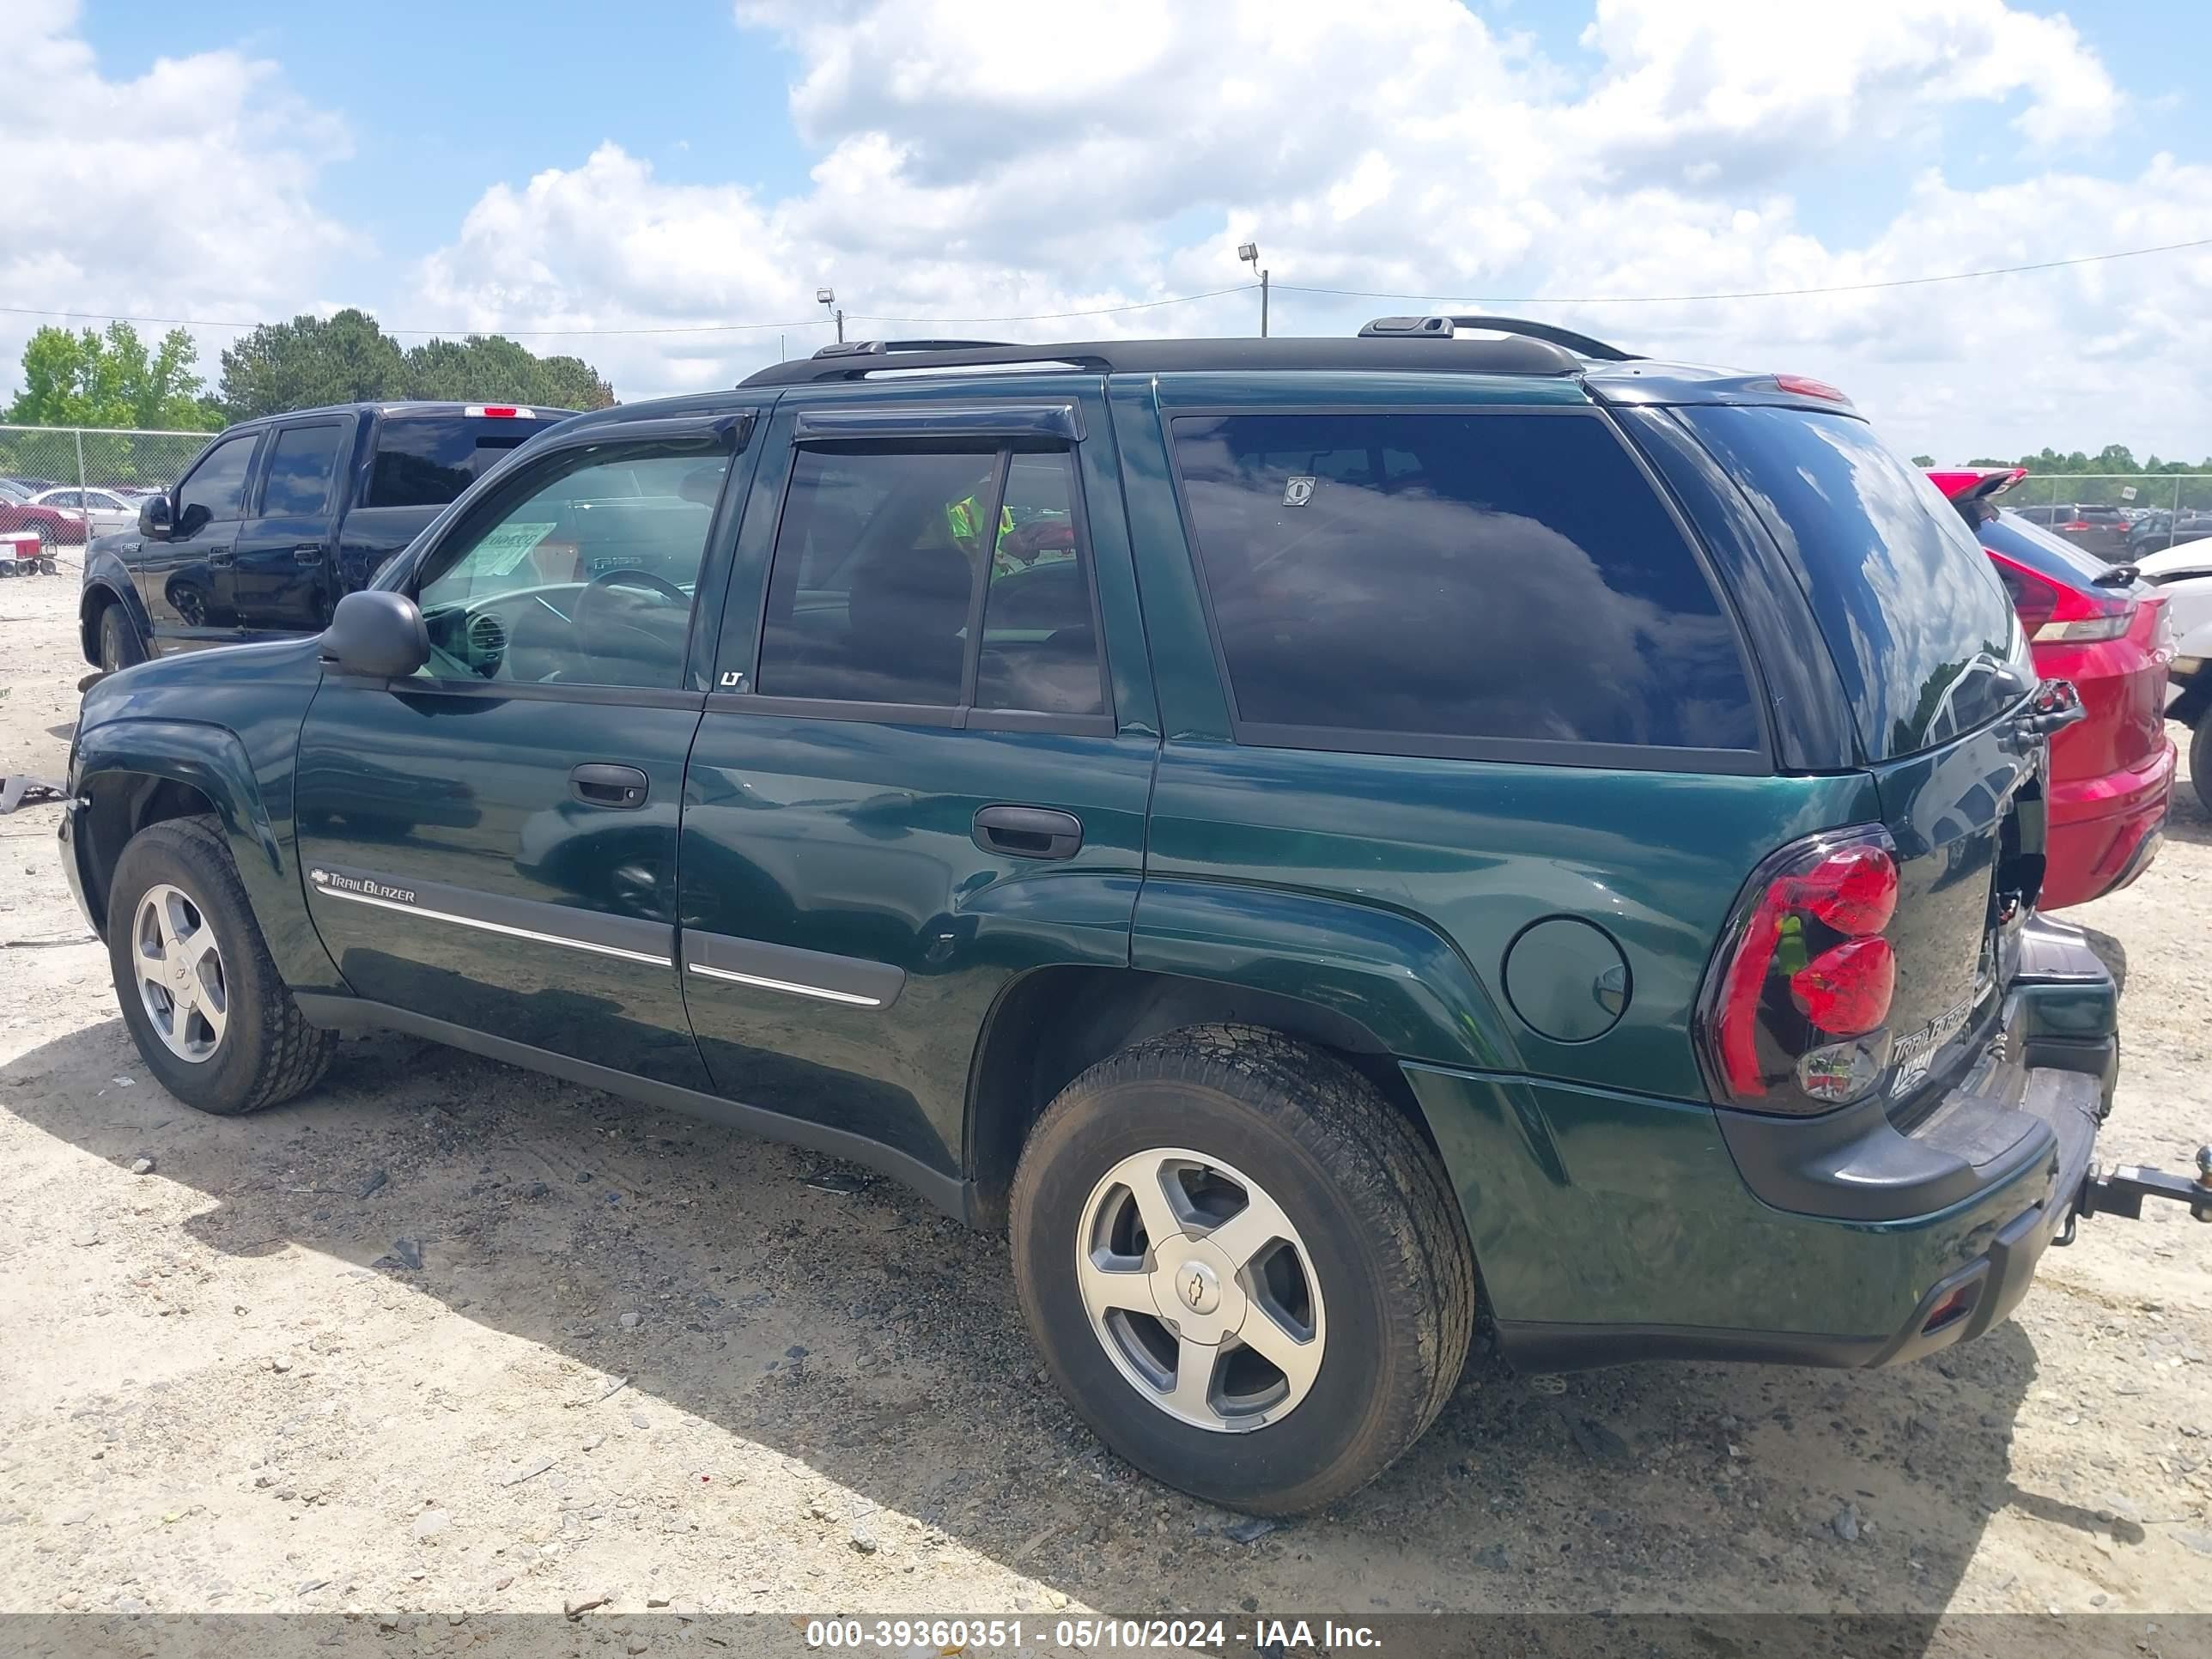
[1,569,2209,1632]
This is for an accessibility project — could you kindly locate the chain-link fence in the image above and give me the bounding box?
[1997,471,2212,555]
[0,423,214,554]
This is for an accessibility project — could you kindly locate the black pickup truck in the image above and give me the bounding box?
[81,402,573,670]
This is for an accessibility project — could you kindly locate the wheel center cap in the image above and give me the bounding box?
[1178,1260,1221,1316]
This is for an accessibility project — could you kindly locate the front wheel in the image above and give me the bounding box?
[97,605,144,672]
[106,816,334,1115]
[1010,1025,1475,1515]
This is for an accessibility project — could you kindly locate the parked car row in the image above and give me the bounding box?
[13,322,2203,1518]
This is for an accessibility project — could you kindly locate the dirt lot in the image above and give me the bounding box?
[2,567,2209,1633]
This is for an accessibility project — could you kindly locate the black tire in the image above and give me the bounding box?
[97,603,144,672]
[2192,718,2212,820]
[1011,1024,1475,1515]
[106,815,334,1115]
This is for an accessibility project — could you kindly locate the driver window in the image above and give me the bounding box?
[412,445,726,690]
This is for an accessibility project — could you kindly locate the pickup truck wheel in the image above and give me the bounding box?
[1010,1024,1474,1516]
[106,815,334,1115]
[97,605,145,672]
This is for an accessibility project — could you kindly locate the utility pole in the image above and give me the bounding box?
[817,287,843,344]
[1237,243,1268,337]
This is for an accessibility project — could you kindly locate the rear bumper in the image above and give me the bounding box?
[2042,738,2175,909]
[1466,919,2118,1373]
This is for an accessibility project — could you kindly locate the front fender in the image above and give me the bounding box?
[72,718,338,990]
[78,545,152,662]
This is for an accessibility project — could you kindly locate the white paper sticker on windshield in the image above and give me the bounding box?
[472,521,557,575]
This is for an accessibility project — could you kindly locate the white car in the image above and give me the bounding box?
[27,486,139,536]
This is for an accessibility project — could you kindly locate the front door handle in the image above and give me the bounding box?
[973,804,1083,860]
[570,763,649,809]
[292,543,326,563]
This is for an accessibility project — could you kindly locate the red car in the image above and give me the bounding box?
[1929,468,2174,909]
[0,480,88,546]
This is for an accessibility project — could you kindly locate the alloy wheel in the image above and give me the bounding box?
[1074,1147,1326,1433]
[132,883,228,1062]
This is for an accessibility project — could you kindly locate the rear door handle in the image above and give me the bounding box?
[973,804,1083,860]
[292,543,326,563]
[209,550,234,567]
[570,763,649,808]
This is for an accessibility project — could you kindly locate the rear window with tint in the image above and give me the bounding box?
[1971,505,2112,585]
[1679,406,2030,761]
[1170,411,1759,758]
[365,415,562,508]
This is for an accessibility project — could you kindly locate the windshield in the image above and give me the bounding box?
[0,481,26,503]
[1680,405,2032,761]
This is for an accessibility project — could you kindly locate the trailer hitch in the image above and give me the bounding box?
[2071,1146,2212,1237]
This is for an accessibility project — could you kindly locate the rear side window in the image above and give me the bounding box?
[754,445,1108,718]
[1680,406,2029,760]
[1170,411,1759,757]
[366,416,558,508]
[259,423,345,516]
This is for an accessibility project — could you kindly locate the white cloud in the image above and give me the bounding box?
[0,0,356,398]
[9,0,2198,461]
[397,0,2197,459]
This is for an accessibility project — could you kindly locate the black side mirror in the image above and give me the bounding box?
[320,590,430,679]
[137,495,173,540]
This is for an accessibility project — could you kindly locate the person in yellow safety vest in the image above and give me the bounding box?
[944,490,1014,559]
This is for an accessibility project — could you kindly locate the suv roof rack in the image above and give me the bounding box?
[1356,313,1640,363]
[811,338,1018,360]
[738,333,1585,388]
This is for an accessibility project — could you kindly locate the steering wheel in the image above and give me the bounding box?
[578,566,686,611]
[571,567,690,685]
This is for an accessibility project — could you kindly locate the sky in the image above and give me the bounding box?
[4,0,2209,461]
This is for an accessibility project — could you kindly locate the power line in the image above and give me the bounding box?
[5,232,2202,341]
[0,284,1259,339]
[1271,234,2212,307]
[847,285,1258,325]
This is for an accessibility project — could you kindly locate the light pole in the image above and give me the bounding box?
[1237,242,1267,337]
[817,286,843,344]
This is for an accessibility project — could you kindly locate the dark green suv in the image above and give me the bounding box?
[40,322,2147,1515]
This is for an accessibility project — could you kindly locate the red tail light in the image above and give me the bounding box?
[465,404,533,419]
[1702,828,1901,1112]
[1790,937,1896,1036]
[1986,550,2132,642]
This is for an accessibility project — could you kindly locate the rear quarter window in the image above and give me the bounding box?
[1678,406,2030,761]
[366,416,562,509]
[1170,410,1761,761]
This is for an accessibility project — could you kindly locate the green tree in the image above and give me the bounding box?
[1910,453,1935,467]
[400,334,614,410]
[218,309,617,419]
[6,323,219,429]
[217,308,409,419]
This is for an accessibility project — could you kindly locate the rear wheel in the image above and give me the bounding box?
[106,816,333,1115]
[97,604,144,672]
[1010,1024,1474,1515]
